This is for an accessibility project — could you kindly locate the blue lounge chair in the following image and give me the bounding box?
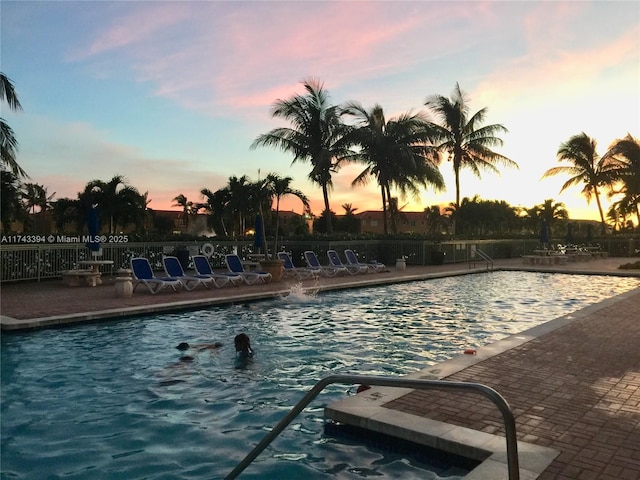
[192,255,242,287]
[277,252,319,280]
[327,249,367,275]
[344,249,386,273]
[162,255,215,291]
[303,251,342,277]
[130,257,182,294]
[225,254,272,285]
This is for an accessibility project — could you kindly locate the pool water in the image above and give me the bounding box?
[2,272,637,479]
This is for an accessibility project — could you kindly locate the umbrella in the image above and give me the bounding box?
[253,214,264,252]
[565,223,574,245]
[86,206,101,255]
[539,219,549,246]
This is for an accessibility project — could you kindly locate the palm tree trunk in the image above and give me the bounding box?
[273,197,281,254]
[380,185,388,235]
[386,184,397,234]
[593,186,607,234]
[322,184,332,233]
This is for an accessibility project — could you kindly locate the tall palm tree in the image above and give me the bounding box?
[251,78,349,233]
[1,73,27,177]
[425,83,517,213]
[602,133,640,226]
[342,102,444,235]
[542,132,618,233]
[265,173,309,254]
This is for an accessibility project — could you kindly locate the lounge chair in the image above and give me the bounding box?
[130,257,182,294]
[162,255,215,291]
[344,249,386,273]
[192,255,242,287]
[277,252,319,280]
[327,249,367,275]
[225,254,272,285]
[303,250,343,277]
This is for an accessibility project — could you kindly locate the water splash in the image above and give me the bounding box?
[280,283,319,303]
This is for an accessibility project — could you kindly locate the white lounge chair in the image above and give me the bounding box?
[162,255,215,291]
[344,249,386,273]
[225,254,272,285]
[130,257,182,294]
[327,249,367,275]
[303,251,342,277]
[192,255,242,287]
[277,252,319,280]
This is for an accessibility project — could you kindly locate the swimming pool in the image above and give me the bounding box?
[2,271,638,479]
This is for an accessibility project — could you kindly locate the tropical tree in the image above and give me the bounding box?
[602,133,640,226]
[251,78,349,233]
[337,203,360,234]
[0,170,26,232]
[264,173,309,254]
[525,199,568,238]
[78,175,147,233]
[22,183,55,232]
[172,194,198,231]
[542,132,618,233]
[342,102,444,234]
[200,187,231,236]
[1,73,27,177]
[51,198,83,232]
[425,83,517,220]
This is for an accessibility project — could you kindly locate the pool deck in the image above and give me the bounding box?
[2,256,639,479]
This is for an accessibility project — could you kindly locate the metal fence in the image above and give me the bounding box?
[1,237,637,283]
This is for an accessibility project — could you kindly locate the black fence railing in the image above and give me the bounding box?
[1,237,637,283]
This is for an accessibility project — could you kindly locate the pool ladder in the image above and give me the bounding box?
[469,248,494,271]
[225,374,520,480]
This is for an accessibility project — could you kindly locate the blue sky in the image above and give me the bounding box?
[2,1,638,220]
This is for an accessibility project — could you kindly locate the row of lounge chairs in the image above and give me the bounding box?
[130,254,272,295]
[130,249,386,295]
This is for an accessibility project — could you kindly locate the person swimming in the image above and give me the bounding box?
[175,341,223,352]
[234,333,253,358]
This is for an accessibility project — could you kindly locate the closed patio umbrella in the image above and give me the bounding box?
[86,206,101,256]
[254,214,264,253]
[539,219,549,247]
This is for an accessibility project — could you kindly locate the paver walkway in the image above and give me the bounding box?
[385,287,640,479]
[2,256,639,479]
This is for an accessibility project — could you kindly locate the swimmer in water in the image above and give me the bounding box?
[176,341,223,353]
[234,333,253,358]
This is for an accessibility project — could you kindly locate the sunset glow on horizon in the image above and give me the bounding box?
[2,1,638,222]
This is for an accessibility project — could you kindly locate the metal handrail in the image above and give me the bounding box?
[470,248,494,271]
[225,374,519,480]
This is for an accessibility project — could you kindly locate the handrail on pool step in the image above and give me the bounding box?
[225,374,519,480]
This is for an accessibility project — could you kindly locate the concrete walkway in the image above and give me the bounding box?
[2,256,639,479]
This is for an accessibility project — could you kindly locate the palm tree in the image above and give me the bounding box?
[172,194,198,231]
[602,133,640,226]
[264,173,309,254]
[79,175,146,233]
[425,83,517,215]
[542,132,618,233]
[342,102,444,235]
[200,187,231,236]
[1,73,27,177]
[251,78,349,233]
[21,183,55,232]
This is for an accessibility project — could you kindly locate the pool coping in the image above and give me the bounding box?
[324,288,639,479]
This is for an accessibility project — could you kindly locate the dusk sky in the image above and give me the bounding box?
[2,1,638,221]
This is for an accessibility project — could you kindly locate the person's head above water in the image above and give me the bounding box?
[234,333,253,357]
[176,342,190,351]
